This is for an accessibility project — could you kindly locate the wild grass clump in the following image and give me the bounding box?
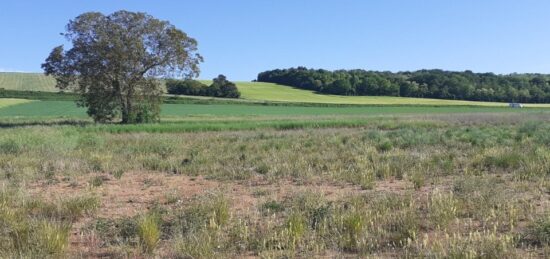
[0,188,96,257]
[409,170,426,190]
[88,175,104,187]
[92,217,139,247]
[137,212,161,254]
[339,210,366,251]
[60,195,100,220]
[261,200,285,214]
[170,192,231,258]
[34,220,71,255]
[452,176,531,231]
[514,147,550,181]
[173,230,217,258]
[285,212,307,249]
[376,139,393,152]
[473,147,524,172]
[428,189,458,229]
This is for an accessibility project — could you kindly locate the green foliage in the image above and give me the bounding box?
[42,10,202,123]
[376,139,393,152]
[166,79,209,96]
[258,67,550,103]
[167,75,240,98]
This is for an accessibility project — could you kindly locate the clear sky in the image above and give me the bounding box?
[1,0,549,80]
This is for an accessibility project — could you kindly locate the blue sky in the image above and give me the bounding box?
[1,0,549,80]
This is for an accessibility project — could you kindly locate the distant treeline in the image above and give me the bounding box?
[166,75,240,98]
[257,67,550,103]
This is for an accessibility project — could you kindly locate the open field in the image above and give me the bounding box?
[4,72,550,107]
[1,74,550,258]
[0,113,549,257]
[0,72,57,91]
[0,98,34,109]
[2,99,550,120]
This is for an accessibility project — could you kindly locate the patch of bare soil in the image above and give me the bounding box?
[24,172,421,258]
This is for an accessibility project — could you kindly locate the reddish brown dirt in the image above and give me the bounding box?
[23,171,421,258]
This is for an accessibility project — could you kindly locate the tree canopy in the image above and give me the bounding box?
[166,75,240,98]
[258,67,550,103]
[42,10,203,123]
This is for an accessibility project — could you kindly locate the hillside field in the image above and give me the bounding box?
[3,72,550,107]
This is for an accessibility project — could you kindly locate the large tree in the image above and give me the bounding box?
[42,11,203,123]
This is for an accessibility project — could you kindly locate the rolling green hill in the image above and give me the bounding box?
[0,72,57,91]
[235,81,525,107]
[2,72,550,107]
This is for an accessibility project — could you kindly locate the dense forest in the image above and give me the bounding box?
[257,67,550,103]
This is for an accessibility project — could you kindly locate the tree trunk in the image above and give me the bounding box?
[122,85,134,124]
[121,104,129,124]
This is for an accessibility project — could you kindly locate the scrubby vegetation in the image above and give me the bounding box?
[0,113,549,257]
[258,67,550,103]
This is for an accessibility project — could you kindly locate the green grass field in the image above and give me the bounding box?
[2,99,550,119]
[4,72,550,107]
[0,98,34,109]
[0,72,57,91]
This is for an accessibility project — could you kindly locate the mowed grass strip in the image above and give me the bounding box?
[0,98,35,109]
[1,100,550,119]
